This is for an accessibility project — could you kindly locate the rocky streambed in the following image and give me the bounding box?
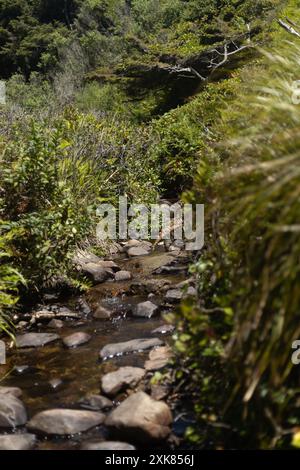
[0,240,197,450]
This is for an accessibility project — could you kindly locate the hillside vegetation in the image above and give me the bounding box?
[1,0,300,449]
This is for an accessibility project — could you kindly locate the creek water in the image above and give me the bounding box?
[0,247,194,449]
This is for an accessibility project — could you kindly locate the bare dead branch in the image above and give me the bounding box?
[167,65,205,80]
[208,42,254,70]
[278,19,300,38]
[285,17,300,30]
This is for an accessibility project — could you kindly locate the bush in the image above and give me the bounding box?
[0,225,25,338]
[175,31,300,448]
[0,106,160,289]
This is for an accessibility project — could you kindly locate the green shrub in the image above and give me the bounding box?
[0,114,95,287]
[0,225,25,338]
[150,79,238,192]
[175,28,300,448]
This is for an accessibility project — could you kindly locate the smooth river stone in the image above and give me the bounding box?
[99,337,163,359]
[27,409,105,435]
[16,332,60,348]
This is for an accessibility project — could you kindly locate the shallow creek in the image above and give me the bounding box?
[0,247,193,449]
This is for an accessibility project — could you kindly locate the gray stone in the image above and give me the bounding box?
[16,321,28,330]
[27,409,105,435]
[153,265,187,275]
[175,278,194,289]
[123,240,152,251]
[81,441,136,450]
[151,324,175,335]
[99,338,163,359]
[48,319,64,329]
[73,251,102,266]
[82,263,112,283]
[78,298,91,315]
[79,394,113,411]
[127,247,149,257]
[144,346,172,371]
[0,434,36,450]
[185,286,197,297]
[114,270,132,282]
[134,301,159,319]
[101,367,145,397]
[151,384,170,401]
[63,332,91,348]
[98,260,120,272]
[16,333,60,348]
[0,386,22,398]
[105,392,172,444]
[0,395,27,428]
[173,240,185,249]
[165,289,183,303]
[93,305,113,320]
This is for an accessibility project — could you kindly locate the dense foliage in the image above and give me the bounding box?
[1,0,299,450]
[174,2,300,449]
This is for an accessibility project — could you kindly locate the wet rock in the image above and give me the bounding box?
[74,251,120,282]
[151,324,175,335]
[16,332,60,348]
[79,394,113,411]
[43,292,60,302]
[165,289,183,303]
[14,365,30,374]
[122,239,140,248]
[109,243,122,255]
[0,434,36,450]
[130,278,171,295]
[151,384,170,401]
[49,378,63,390]
[0,386,22,398]
[16,321,28,330]
[77,298,91,315]
[81,441,136,450]
[57,306,80,318]
[173,240,185,249]
[99,337,163,359]
[98,260,120,272]
[114,270,132,282]
[0,395,27,428]
[128,246,150,257]
[29,307,80,321]
[134,301,159,319]
[73,251,102,266]
[168,247,181,255]
[48,319,64,329]
[63,332,91,348]
[184,286,197,297]
[81,263,112,284]
[153,265,187,275]
[93,305,113,320]
[101,367,145,397]
[27,409,105,435]
[175,278,194,289]
[105,391,172,444]
[144,346,172,371]
[123,240,152,251]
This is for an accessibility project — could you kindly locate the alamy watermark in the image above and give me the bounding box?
[96,197,204,251]
[291,340,300,365]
